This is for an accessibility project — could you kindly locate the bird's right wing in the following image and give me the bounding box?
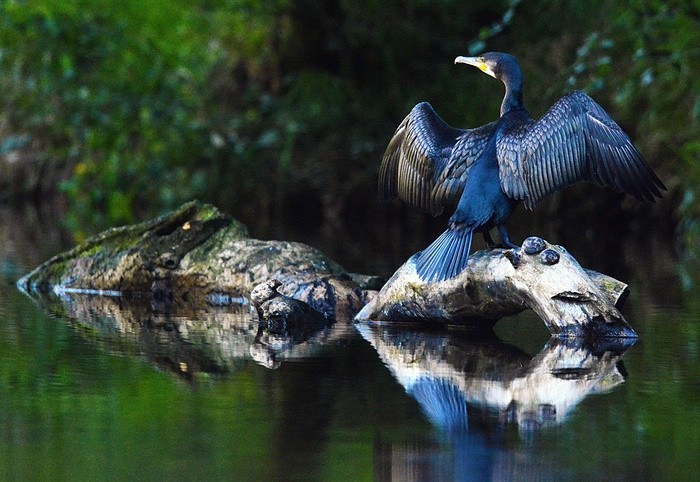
[379,102,495,216]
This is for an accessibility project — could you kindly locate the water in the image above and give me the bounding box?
[0,205,698,481]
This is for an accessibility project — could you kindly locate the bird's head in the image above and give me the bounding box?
[455,52,524,115]
[454,52,521,82]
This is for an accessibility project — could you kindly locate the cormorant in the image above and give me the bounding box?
[379,52,665,282]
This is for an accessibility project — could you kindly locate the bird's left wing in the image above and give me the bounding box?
[497,90,665,209]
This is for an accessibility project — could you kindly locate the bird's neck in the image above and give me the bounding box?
[500,84,524,116]
[500,70,524,116]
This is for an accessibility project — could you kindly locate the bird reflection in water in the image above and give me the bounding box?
[357,323,633,434]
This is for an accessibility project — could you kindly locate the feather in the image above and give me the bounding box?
[498,90,665,206]
[379,102,496,216]
[413,228,473,282]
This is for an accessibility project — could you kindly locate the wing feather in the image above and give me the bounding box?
[379,102,495,215]
[498,91,665,209]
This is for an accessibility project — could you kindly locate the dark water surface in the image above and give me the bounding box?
[0,205,698,481]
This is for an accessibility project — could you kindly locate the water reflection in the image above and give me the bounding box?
[24,290,355,378]
[11,269,696,480]
[357,322,633,434]
[251,310,336,369]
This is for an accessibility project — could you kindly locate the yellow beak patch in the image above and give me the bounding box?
[454,56,496,78]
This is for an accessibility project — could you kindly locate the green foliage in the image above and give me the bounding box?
[0,0,507,235]
[0,0,697,262]
[0,0,224,235]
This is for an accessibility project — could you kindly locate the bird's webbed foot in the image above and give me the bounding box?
[482,230,498,249]
[483,227,518,250]
[497,224,519,249]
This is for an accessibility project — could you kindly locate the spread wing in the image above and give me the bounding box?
[379,102,496,216]
[497,90,666,210]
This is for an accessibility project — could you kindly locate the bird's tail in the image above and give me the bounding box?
[414,227,473,282]
[407,377,468,431]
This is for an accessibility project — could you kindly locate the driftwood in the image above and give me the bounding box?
[17,201,374,321]
[356,236,635,338]
[18,201,636,337]
[251,278,330,328]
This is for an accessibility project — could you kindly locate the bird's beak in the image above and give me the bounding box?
[455,56,496,78]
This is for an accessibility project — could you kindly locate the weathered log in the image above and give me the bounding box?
[17,201,372,320]
[17,201,636,337]
[355,237,635,338]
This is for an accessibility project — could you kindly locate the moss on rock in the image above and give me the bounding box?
[18,201,370,320]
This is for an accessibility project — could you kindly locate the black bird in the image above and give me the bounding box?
[379,52,665,282]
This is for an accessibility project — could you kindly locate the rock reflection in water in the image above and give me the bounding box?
[357,323,633,433]
[251,308,335,369]
[27,291,353,378]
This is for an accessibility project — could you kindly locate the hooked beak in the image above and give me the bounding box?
[455,56,496,78]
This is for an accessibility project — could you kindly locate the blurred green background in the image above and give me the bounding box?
[0,3,698,478]
[0,0,697,271]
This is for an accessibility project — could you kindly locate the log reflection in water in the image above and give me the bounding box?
[28,291,354,377]
[357,323,633,432]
